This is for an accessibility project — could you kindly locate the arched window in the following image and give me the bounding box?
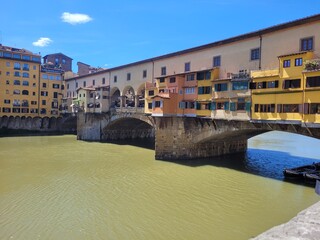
[22,90,29,95]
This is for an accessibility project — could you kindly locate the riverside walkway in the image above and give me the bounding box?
[252,200,320,240]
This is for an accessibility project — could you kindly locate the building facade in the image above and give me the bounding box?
[0,45,65,118]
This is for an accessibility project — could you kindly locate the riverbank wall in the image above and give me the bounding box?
[0,115,77,136]
[252,200,320,240]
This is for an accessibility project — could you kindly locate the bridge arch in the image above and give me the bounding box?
[110,87,121,107]
[122,85,135,107]
[100,113,155,140]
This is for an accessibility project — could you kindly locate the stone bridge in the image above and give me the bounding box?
[77,111,320,160]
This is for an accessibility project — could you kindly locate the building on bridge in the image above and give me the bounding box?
[251,50,320,126]
[64,14,319,125]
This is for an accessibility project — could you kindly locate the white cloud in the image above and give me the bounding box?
[61,12,93,25]
[32,37,53,47]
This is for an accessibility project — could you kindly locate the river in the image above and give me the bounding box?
[0,131,319,240]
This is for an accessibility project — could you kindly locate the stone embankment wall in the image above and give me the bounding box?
[252,201,320,240]
[0,115,77,134]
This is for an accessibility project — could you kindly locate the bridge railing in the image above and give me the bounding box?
[115,107,145,114]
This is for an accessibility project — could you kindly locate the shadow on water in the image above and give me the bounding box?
[101,138,155,150]
[167,149,319,186]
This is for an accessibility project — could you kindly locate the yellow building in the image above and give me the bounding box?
[196,69,217,117]
[0,45,65,118]
[251,50,320,125]
[0,45,41,117]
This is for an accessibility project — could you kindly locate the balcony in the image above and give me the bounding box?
[231,72,250,81]
[304,59,320,71]
[251,69,279,78]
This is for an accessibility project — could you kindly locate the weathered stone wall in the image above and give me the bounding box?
[0,115,77,134]
[77,112,155,141]
[154,117,253,160]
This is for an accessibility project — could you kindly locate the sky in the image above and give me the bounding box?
[0,0,319,72]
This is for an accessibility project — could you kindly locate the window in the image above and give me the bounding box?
[237,98,246,111]
[148,90,154,96]
[6,62,10,67]
[185,87,195,94]
[161,66,166,76]
[42,74,48,79]
[33,65,36,70]
[22,72,29,78]
[55,58,59,64]
[169,77,176,83]
[232,81,248,90]
[42,83,47,88]
[41,91,48,96]
[42,100,46,105]
[300,37,313,51]
[14,62,21,70]
[2,107,11,113]
[198,86,211,94]
[14,71,20,77]
[283,79,301,89]
[49,75,54,80]
[214,83,228,92]
[31,101,37,105]
[102,77,106,84]
[114,76,117,83]
[279,104,300,113]
[185,62,190,72]
[21,100,29,107]
[4,52,12,58]
[23,63,29,71]
[159,77,165,83]
[283,60,291,68]
[196,71,211,80]
[295,58,303,66]
[6,80,9,85]
[143,70,147,78]
[13,90,20,95]
[154,101,162,108]
[75,82,78,88]
[267,80,279,88]
[306,76,320,88]
[127,73,131,81]
[22,55,30,60]
[251,48,260,60]
[14,80,21,85]
[6,72,10,76]
[83,81,86,87]
[93,79,95,85]
[32,57,40,62]
[13,54,21,59]
[4,99,10,104]
[213,56,221,67]
[62,59,66,64]
[254,104,276,113]
[186,74,194,81]
[310,103,320,114]
[53,92,58,98]
[56,76,61,80]
[53,84,60,89]
[148,103,152,109]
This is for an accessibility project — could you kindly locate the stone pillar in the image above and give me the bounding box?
[134,95,139,110]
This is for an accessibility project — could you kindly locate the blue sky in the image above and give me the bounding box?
[0,1,319,71]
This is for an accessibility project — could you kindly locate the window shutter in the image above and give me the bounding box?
[211,102,216,110]
[196,102,201,110]
[245,102,251,112]
[224,102,229,110]
[230,102,236,111]
[160,101,163,108]
[152,101,155,109]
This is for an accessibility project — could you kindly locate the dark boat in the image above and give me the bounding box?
[304,171,320,184]
[283,162,320,180]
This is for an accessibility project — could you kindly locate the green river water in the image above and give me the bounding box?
[0,132,319,240]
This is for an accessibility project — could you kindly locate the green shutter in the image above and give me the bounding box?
[224,102,229,110]
[245,102,251,112]
[211,102,216,110]
[230,102,236,111]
